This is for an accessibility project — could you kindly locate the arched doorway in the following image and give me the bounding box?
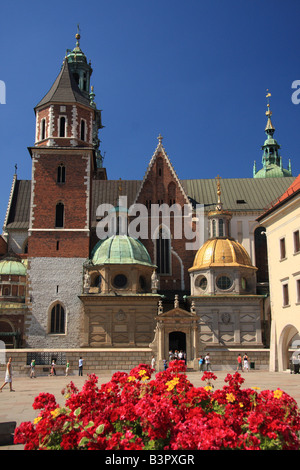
[278,324,299,371]
[169,331,186,354]
[0,320,15,348]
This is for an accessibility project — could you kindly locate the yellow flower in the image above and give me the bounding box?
[50,408,61,419]
[33,416,42,425]
[226,393,236,403]
[138,369,147,376]
[166,377,179,391]
[204,385,213,392]
[239,402,244,408]
[273,389,283,399]
[252,386,261,390]
[127,376,136,382]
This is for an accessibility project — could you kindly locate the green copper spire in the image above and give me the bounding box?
[253,91,293,178]
[66,25,93,99]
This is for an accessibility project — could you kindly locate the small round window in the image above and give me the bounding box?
[113,274,127,288]
[195,275,207,291]
[216,275,232,290]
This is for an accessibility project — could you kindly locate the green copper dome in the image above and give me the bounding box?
[91,235,155,267]
[0,260,26,276]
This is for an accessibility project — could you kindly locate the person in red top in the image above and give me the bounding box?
[236,354,243,372]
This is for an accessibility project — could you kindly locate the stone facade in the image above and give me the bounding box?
[26,257,85,348]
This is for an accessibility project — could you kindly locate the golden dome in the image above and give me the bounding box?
[189,238,256,272]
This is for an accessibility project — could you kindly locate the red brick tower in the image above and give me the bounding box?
[28,32,103,258]
[26,32,104,347]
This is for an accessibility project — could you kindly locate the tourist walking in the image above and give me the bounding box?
[50,359,56,376]
[0,356,14,392]
[198,355,204,371]
[205,353,212,371]
[151,355,156,370]
[236,354,243,372]
[243,353,249,372]
[30,358,36,378]
[65,360,70,376]
[78,357,83,376]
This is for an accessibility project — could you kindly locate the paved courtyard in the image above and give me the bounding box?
[1,368,300,450]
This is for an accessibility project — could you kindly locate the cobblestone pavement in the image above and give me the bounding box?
[1,369,300,450]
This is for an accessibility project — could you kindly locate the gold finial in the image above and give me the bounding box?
[75,24,81,47]
[216,174,222,205]
[265,89,272,117]
[158,134,163,145]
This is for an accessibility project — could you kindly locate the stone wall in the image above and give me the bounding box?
[0,348,153,377]
[0,347,271,377]
[26,257,86,348]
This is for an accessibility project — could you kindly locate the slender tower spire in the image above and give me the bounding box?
[253,90,293,178]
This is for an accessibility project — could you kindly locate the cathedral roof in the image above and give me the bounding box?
[35,58,91,109]
[4,177,296,230]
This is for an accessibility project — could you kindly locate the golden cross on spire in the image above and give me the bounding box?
[266,89,272,117]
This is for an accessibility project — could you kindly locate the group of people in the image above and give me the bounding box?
[0,356,85,392]
[197,353,250,372]
[169,349,186,362]
[197,353,212,371]
[236,353,250,372]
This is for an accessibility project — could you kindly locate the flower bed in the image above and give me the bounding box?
[14,361,300,450]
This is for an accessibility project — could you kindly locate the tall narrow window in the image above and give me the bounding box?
[57,164,66,183]
[294,230,300,253]
[212,219,216,237]
[156,227,171,275]
[55,203,64,228]
[283,283,289,306]
[219,219,224,237]
[296,279,300,304]
[50,303,65,334]
[80,119,86,141]
[280,238,286,260]
[41,118,46,140]
[59,117,66,137]
[297,279,300,303]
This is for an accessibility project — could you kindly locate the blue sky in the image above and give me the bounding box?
[0,0,299,225]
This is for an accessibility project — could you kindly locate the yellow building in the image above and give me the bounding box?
[257,175,300,371]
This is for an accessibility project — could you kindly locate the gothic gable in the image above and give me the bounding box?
[134,135,190,208]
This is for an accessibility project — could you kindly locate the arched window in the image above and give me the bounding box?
[59,117,66,137]
[156,227,171,275]
[55,202,64,228]
[50,303,65,334]
[57,164,66,183]
[41,118,46,140]
[80,119,86,141]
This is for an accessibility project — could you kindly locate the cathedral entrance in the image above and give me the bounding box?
[169,331,186,353]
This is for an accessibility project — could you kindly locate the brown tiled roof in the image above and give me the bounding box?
[35,59,90,109]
